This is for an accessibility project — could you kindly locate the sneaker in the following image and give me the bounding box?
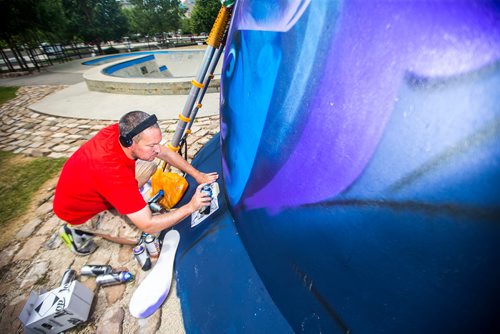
[59,225,98,256]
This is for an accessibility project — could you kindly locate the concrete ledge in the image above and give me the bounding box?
[83,53,221,95]
[29,82,220,120]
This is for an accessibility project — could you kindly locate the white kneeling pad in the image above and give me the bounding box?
[129,229,180,318]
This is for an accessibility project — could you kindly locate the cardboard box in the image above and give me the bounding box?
[19,280,93,334]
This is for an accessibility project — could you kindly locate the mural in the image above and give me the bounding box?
[175,1,500,333]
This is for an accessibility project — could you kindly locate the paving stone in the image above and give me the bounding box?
[36,214,61,236]
[104,283,127,305]
[48,152,69,158]
[118,245,134,264]
[136,308,161,333]
[89,247,112,264]
[0,295,26,333]
[52,144,70,152]
[29,141,44,148]
[35,201,54,218]
[158,279,186,334]
[13,236,46,261]
[50,137,67,144]
[96,306,124,334]
[23,122,36,129]
[31,149,51,157]
[51,132,68,138]
[20,260,49,289]
[13,147,25,154]
[43,231,62,250]
[16,218,43,239]
[31,136,46,142]
[0,243,21,269]
[67,128,82,134]
[37,191,54,206]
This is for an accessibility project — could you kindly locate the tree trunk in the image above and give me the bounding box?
[73,42,82,59]
[27,47,40,72]
[0,49,14,71]
[10,45,27,71]
[95,42,103,55]
[14,44,30,72]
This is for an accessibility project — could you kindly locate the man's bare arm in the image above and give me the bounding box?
[127,184,211,234]
[157,145,218,184]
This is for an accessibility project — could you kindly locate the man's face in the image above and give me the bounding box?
[131,127,162,161]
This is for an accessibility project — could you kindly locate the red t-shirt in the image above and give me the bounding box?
[53,124,146,225]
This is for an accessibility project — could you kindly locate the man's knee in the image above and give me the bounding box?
[136,160,158,188]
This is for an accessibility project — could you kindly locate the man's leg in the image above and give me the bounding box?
[59,223,98,256]
[60,160,158,253]
[136,159,158,188]
[63,210,143,246]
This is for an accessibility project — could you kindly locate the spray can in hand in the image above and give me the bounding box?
[199,184,212,215]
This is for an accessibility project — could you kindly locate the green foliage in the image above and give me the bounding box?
[0,0,66,45]
[128,0,185,36]
[190,0,221,34]
[103,46,120,54]
[0,87,19,105]
[180,17,193,35]
[0,151,66,227]
[61,0,129,48]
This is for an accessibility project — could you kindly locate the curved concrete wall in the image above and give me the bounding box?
[177,0,500,333]
[83,50,221,95]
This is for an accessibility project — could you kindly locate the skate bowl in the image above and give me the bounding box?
[82,50,222,95]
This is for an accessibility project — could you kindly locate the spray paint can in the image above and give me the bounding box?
[144,234,160,258]
[199,184,212,214]
[148,190,164,212]
[80,265,113,276]
[149,202,162,212]
[60,269,76,286]
[96,271,134,287]
[133,244,152,271]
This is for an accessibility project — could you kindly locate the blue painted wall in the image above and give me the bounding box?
[175,0,500,333]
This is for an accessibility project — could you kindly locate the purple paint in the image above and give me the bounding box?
[244,0,500,210]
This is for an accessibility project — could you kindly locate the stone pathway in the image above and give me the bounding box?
[0,86,220,333]
[0,86,219,160]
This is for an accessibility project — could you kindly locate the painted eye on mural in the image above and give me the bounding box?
[224,47,236,78]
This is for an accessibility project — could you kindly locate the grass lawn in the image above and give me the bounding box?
[0,86,19,104]
[0,86,67,229]
[0,148,66,228]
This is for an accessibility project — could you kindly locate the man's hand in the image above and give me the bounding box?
[128,183,213,234]
[188,184,212,212]
[194,172,219,185]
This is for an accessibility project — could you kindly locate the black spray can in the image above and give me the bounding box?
[199,184,212,215]
[133,244,152,271]
[80,265,113,276]
[96,271,134,287]
[60,269,76,286]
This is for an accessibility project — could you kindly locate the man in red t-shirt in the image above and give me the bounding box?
[53,110,218,255]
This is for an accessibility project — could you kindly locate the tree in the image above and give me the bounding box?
[62,0,129,54]
[0,0,67,71]
[128,0,185,37]
[190,0,220,34]
[180,17,193,35]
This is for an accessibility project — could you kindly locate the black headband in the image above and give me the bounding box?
[125,114,158,139]
[119,114,158,147]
